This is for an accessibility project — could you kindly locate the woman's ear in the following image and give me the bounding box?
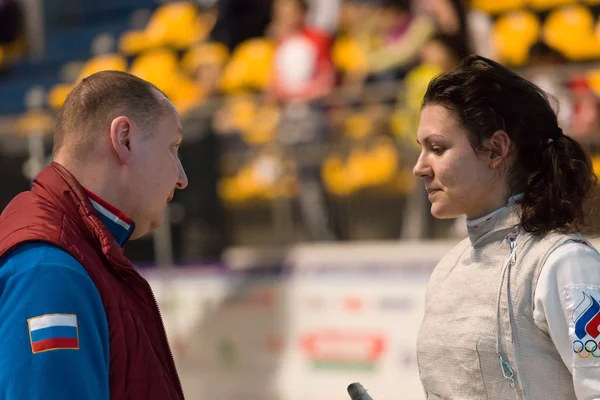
[487,130,512,169]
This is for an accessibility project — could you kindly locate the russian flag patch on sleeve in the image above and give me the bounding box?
[27,314,80,353]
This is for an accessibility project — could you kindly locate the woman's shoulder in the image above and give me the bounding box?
[545,236,600,263]
[539,236,600,283]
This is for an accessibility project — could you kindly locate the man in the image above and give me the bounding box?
[0,71,188,399]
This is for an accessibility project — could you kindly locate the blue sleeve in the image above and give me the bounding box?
[0,242,109,400]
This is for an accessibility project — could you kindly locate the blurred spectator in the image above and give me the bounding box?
[305,0,342,34]
[210,0,274,51]
[420,33,461,72]
[332,0,372,91]
[425,0,471,60]
[267,0,335,240]
[366,0,435,80]
[525,42,572,129]
[270,0,335,103]
[568,76,599,140]
[182,41,230,104]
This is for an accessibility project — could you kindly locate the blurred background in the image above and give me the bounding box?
[3,0,600,398]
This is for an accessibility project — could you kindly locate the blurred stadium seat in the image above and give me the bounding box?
[129,48,179,94]
[119,1,209,55]
[322,145,398,196]
[220,38,275,93]
[528,0,576,10]
[181,42,229,76]
[470,0,526,14]
[332,35,368,76]
[47,53,128,110]
[242,104,280,146]
[129,47,201,114]
[14,109,54,137]
[492,10,540,66]
[585,68,600,97]
[344,113,375,141]
[219,149,296,203]
[592,154,600,176]
[543,5,600,60]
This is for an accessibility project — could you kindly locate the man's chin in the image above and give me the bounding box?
[129,220,162,240]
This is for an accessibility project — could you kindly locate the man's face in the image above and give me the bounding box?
[127,100,188,238]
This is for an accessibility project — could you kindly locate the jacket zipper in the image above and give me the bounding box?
[121,266,186,399]
[503,232,526,399]
[148,280,186,400]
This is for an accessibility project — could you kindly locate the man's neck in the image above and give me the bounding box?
[53,158,134,246]
[84,187,135,247]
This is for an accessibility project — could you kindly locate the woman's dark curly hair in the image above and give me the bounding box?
[422,55,596,235]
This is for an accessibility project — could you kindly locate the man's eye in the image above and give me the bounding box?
[431,146,445,155]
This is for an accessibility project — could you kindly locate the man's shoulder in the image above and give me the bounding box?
[0,191,67,256]
[0,242,83,277]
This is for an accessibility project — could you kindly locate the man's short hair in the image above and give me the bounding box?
[53,70,166,158]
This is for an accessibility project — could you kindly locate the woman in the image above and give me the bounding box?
[414,55,600,399]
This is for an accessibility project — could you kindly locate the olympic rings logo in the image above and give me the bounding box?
[572,340,600,358]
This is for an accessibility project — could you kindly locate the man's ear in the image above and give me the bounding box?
[487,130,512,169]
[110,116,132,164]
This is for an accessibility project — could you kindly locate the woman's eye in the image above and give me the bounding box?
[431,146,445,155]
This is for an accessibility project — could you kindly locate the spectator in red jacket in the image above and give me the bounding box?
[270,0,335,103]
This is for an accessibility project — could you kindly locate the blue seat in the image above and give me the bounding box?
[0,80,55,115]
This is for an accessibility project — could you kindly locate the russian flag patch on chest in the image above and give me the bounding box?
[27,314,79,353]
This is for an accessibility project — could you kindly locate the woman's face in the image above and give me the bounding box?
[413,105,510,219]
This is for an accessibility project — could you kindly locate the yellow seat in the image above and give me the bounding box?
[322,154,357,196]
[181,42,229,75]
[361,138,398,187]
[344,113,375,140]
[528,0,576,10]
[47,54,128,110]
[14,109,55,136]
[129,48,203,114]
[332,35,368,75]
[492,10,540,66]
[470,0,526,14]
[592,155,600,177]
[543,5,600,60]
[225,94,258,133]
[243,104,280,146]
[220,38,275,93]
[219,150,295,203]
[586,69,600,98]
[119,1,208,55]
[393,63,442,148]
[129,48,179,94]
[169,74,204,115]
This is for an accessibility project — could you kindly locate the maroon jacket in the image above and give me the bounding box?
[0,162,184,399]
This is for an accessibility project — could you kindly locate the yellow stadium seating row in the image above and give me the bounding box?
[46,1,228,113]
[47,35,276,114]
[333,4,600,70]
[493,5,600,66]
[472,0,600,14]
[119,1,213,55]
